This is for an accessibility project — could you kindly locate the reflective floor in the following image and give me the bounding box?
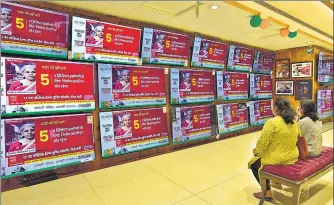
[2,129,333,205]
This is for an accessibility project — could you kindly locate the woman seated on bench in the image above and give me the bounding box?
[298,99,322,157]
[249,98,300,202]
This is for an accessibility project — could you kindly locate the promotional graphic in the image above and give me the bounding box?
[318,52,333,83]
[1,114,95,178]
[252,51,275,74]
[141,28,190,66]
[99,108,169,158]
[227,45,254,72]
[170,68,215,104]
[249,100,273,127]
[71,16,141,64]
[249,74,273,100]
[171,105,215,145]
[317,90,333,119]
[295,80,312,100]
[1,57,95,117]
[217,103,249,134]
[98,64,166,108]
[217,71,248,101]
[191,37,228,69]
[1,2,69,58]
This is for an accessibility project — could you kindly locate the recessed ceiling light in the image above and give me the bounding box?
[210,5,219,10]
[306,41,313,44]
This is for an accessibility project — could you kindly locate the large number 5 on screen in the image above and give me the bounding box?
[134,120,140,129]
[40,130,49,142]
[165,40,170,48]
[191,78,196,86]
[132,76,138,86]
[106,33,112,43]
[16,18,24,29]
[194,115,198,123]
[209,48,213,55]
[41,74,50,86]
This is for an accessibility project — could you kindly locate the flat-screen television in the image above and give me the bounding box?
[217,103,249,134]
[249,100,273,127]
[71,16,141,64]
[191,37,228,69]
[252,51,275,75]
[1,2,69,58]
[98,64,166,108]
[317,90,333,119]
[170,68,215,104]
[141,28,190,66]
[1,57,95,117]
[217,71,249,101]
[318,52,333,83]
[1,113,95,178]
[250,73,273,100]
[171,105,216,145]
[227,45,254,72]
[99,107,169,158]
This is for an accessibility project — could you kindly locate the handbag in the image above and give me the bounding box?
[297,135,308,160]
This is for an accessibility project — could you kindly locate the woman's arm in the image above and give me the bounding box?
[254,119,275,156]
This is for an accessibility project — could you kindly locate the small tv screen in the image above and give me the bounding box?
[1,113,95,179]
[170,68,215,104]
[252,51,275,75]
[71,16,141,64]
[191,37,228,69]
[171,105,216,145]
[99,107,169,158]
[98,64,166,108]
[1,2,69,58]
[217,103,249,134]
[318,52,333,83]
[250,73,273,100]
[227,45,254,72]
[317,90,333,119]
[217,71,249,101]
[249,100,273,127]
[141,28,191,66]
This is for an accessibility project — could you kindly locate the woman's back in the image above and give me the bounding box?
[259,116,299,165]
[299,117,322,157]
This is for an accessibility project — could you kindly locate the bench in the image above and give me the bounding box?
[259,146,333,205]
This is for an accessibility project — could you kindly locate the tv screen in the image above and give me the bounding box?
[1,57,95,117]
[1,2,69,58]
[227,45,254,72]
[71,16,141,64]
[170,68,215,104]
[141,28,191,66]
[191,37,228,69]
[217,103,249,134]
[317,90,333,119]
[98,64,166,108]
[217,71,249,101]
[318,52,333,83]
[171,105,216,145]
[99,107,169,158]
[1,113,95,178]
[250,73,273,100]
[249,100,273,127]
[252,51,275,74]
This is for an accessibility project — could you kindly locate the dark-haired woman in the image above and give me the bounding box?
[298,99,322,157]
[248,98,300,201]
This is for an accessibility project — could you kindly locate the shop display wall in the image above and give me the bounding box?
[0,1,300,191]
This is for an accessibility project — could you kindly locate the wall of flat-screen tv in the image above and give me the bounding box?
[0,2,332,179]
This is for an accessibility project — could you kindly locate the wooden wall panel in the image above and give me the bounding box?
[274,46,333,123]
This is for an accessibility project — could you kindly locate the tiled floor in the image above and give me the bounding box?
[2,129,333,205]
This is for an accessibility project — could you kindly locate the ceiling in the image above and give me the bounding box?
[52,1,333,51]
